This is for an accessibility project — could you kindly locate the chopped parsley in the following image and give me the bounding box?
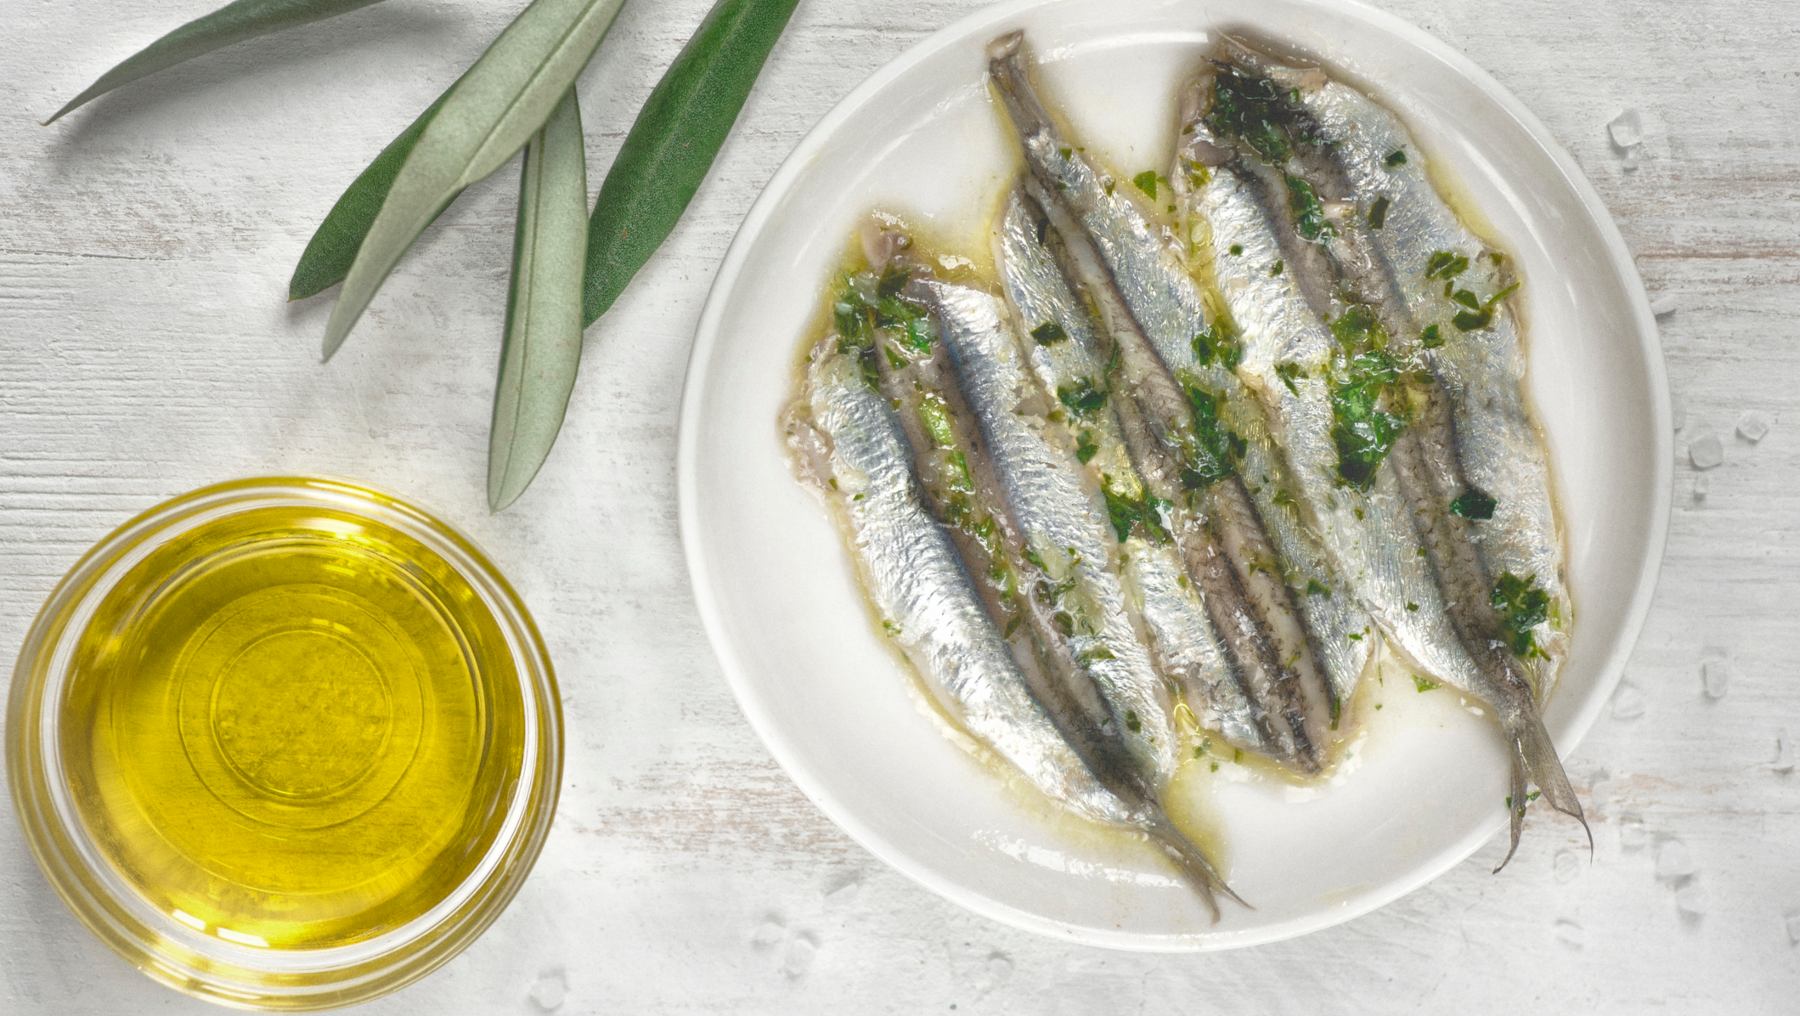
[1274,361,1307,395]
[1368,195,1391,229]
[1132,170,1162,199]
[1285,174,1332,241]
[1450,488,1497,520]
[1206,65,1321,164]
[1413,674,1440,692]
[1124,710,1142,733]
[1176,376,1245,488]
[915,393,956,448]
[1057,376,1108,418]
[1270,259,1285,277]
[1491,572,1551,658]
[1229,243,1244,256]
[1075,429,1099,464]
[1385,148,1408,166]
[1420,323,1444,349]
[1031,320,1068,345]
[1425,250,1470,280]
[1191,320,1244,370]
[1102,483,1171,544]
[1305,578,1330,596]
[1329,348,1406,489]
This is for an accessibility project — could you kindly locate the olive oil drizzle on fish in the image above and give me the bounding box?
[987,31,1359,775]
[1194,36,1588,862]
[852,240,1244,915]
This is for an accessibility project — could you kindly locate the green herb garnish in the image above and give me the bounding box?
[1057,377,1108,418]
[1075,429,1099,463]
[1285,174,1332,241]
[1425,250,1470,280]
[1385,148,1408,166]
[1132,170,1161,199]
[1491,572,1551,657]
[1368,195,1391,229]
[1450,489,1497,520]
[1031,320,1068,345]
[1413,674,1439,692]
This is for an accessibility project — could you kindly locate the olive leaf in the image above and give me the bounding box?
[489,90,587,512]
[288,89,448,301]
[581,0,798,326]
[321,0,627,359]
[47,0,387,124]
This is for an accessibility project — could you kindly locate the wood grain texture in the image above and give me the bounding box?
[1,0,1796,1012]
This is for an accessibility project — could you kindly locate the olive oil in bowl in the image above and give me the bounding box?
[8,478,560,1009]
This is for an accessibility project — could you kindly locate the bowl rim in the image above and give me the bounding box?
[677,0,1671,951]
[5,475,564,1008]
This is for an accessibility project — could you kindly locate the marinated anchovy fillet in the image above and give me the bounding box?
[996,187,1269,759]
[787,339,1130,825]
[1194,37,1585,861]
[988,33,1369,774]
[818,240,1244,914]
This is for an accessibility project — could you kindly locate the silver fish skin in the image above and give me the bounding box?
[988,32,1369,755]
[911,272,1179,786]
[1178,112,1483,709]
[1204,39,1584,860]
[861,242,1243,915]
[786,340,1130,826]
[995,186,1270,759]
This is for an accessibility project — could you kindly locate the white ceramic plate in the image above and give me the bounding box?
[678,0,1669,949]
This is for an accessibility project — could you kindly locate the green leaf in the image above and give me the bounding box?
[322,0,629,359]
[288,88,449,300]
[581,0,798,326]
[47,0,386,124]
[489,90,588,512]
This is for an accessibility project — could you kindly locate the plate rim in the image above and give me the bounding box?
[675,0,1672,951]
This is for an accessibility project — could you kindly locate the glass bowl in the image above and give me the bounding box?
[6,477,562,1009]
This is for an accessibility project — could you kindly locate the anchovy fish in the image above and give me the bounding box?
[818,239,1244,914]
[786,340,1130,825]
[995,186,1274,760]
[988,32,1370,774]
[1193,37,1585,861]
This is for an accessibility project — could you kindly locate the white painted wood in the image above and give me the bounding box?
[0,0,1794,1011]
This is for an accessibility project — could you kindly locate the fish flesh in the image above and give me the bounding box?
[995,186,1271,760]
[1188,36,1584,862]
[793,241,1243,914]
[786,335,1132,826]
[987,32,1371,774]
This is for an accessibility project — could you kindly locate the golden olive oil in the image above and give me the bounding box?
[58,499,528,951]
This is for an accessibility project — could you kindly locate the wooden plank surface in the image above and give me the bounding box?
[1,0,1796,1011]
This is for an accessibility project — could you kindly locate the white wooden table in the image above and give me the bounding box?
[2,0,1795,1011]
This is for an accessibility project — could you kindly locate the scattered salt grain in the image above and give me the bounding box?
[1692,476,1709,503]
[783,932,818,978]
[1611,681,1646,720]
[1618,812,1647,851]
[1671,394,1686,433]
[751,917,785,949]
[1785,909,1800,946]
[529,969,567,1012]
[1701,658,1731,699]
[1608,109,1643,150]
[1737,411,1771,443]
[1773,728,1795,774]
[1553,917,1586,950]
[1688,433,1724,470]
[1621,146,1641,172]
[1554,848,1583,883]
[1649,294,1678,318]
[1675,879,1709,917]
[1655,838,1695,881]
